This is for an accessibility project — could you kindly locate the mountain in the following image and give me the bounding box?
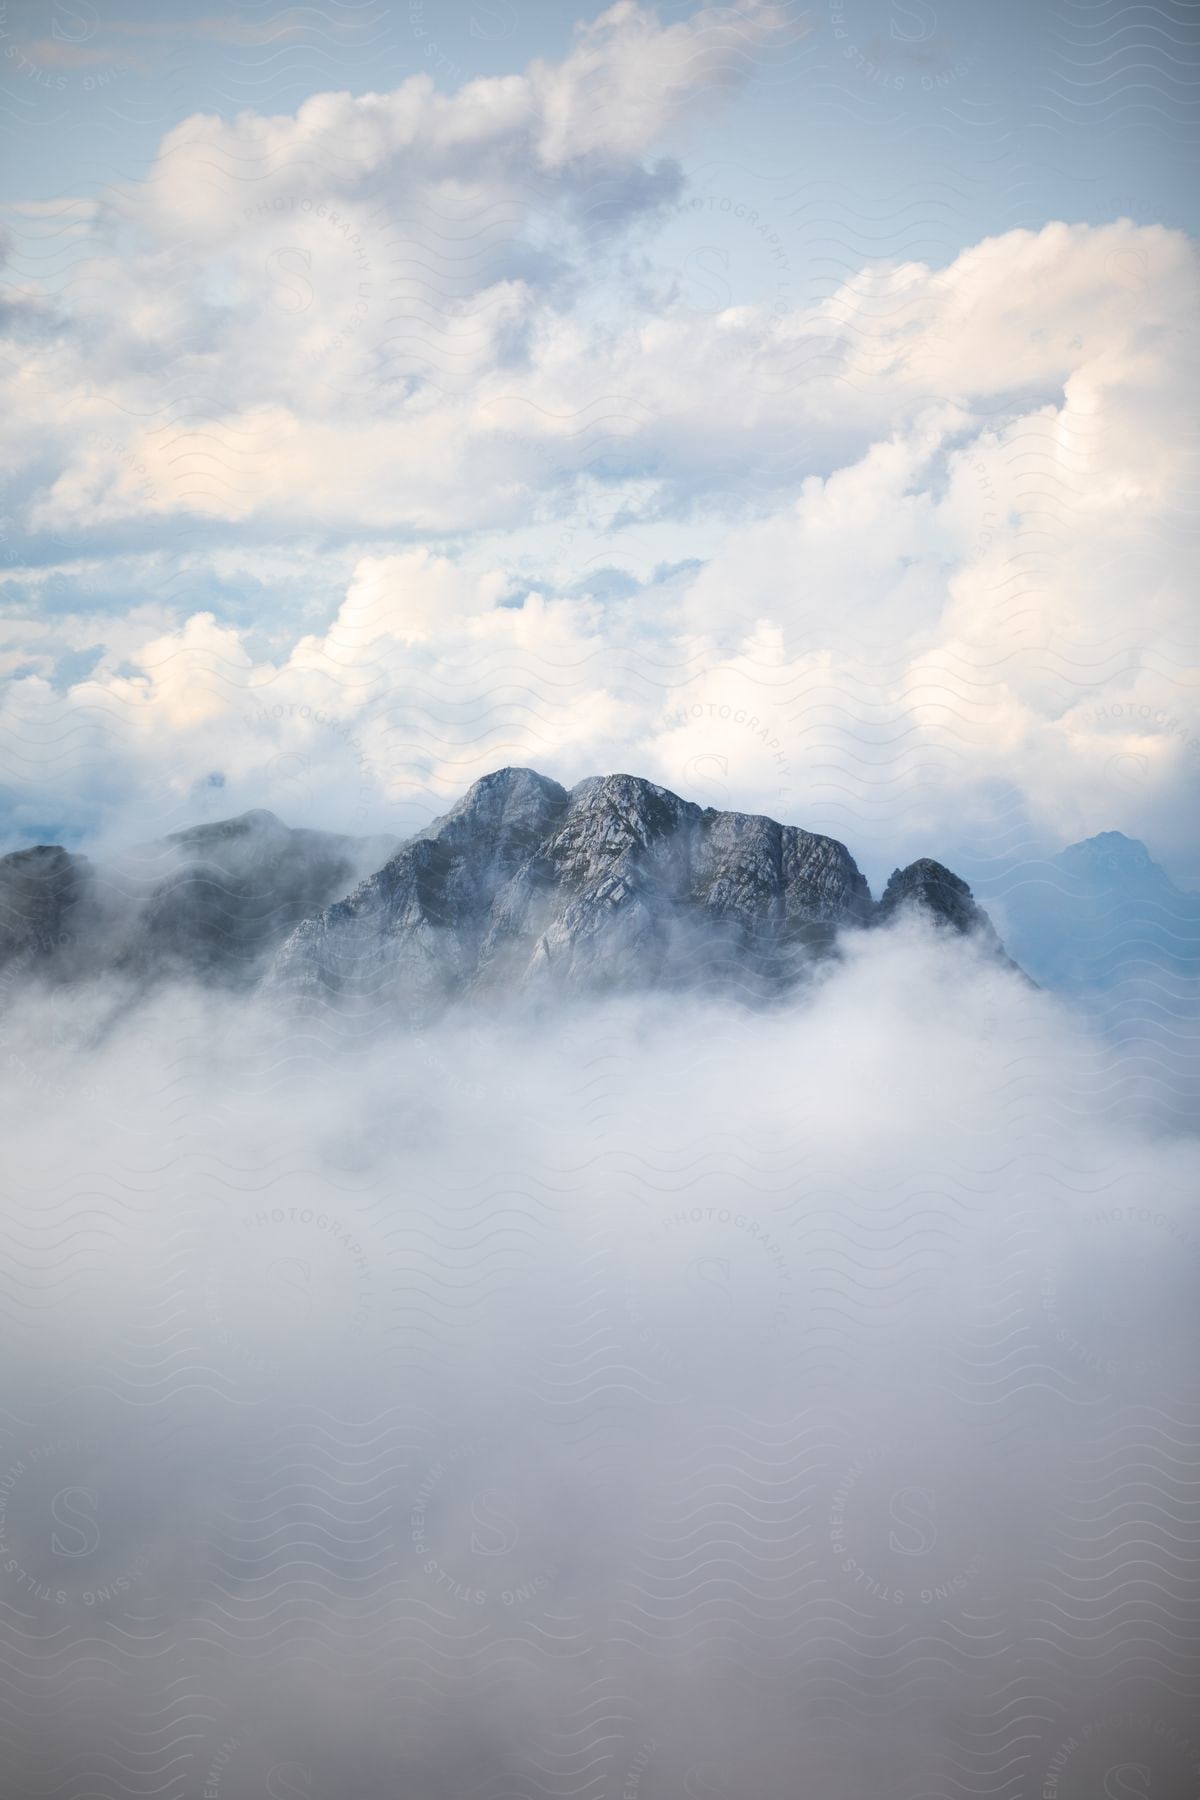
[878,858,994,936]
[270,768,1004,1015]
[1056,831,1177,895]
[990,831,1200,995]
[0,844,102,983]
[0,811,397,992]
[0,770,1008,1015]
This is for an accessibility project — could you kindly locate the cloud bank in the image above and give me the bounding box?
[0,920,1197,1795]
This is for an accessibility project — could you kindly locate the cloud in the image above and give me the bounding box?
[529,0,793,166]
[0,920,1196,1793]
[7,212,1197,884]
[0,4,1196,876]
[125,1,786,239]
[0,5,795,556]
[8,211,1191,551]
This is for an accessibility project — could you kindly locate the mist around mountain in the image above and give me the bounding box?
[1,842,1196,1797]
[0,768,1007,1020]
[16,772,1199,1104]
[966,831,1200,1121]
[0,767,1197,1797]
[0,809,397,992]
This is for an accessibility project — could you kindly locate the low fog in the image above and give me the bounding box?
[1,922,1197,1798]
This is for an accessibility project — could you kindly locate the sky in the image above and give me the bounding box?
[2,0,1198,895]
[2,0,1200,896]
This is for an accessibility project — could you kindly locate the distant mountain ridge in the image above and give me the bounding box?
[987,829,1200,996]
[0,811,397,992]
[1,768,1010,1014]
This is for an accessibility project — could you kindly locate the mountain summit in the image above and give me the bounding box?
[1054,830,1182,895]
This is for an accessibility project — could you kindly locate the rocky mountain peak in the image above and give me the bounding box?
[567,771,695,831]
[878,858,982,932]
[440,767,568,832]
[421,767,570,867]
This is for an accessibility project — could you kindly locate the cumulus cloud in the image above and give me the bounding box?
[0,5,1196,879]
[14,211,1191,544]
[5,213,1197,879]
[0,5,798,564]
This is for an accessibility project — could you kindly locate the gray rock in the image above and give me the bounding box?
[272,768,978,1015]
[877,858,987,933]
[271,769,569,1014]
[876,856,1014,968]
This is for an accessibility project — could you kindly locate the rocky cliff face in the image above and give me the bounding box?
[877,858,989,934]
[268,769,572,1014]
[1,769,1008,1013]
[271,769,999,1015]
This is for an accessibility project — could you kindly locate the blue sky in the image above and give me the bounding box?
[4,0,1197,233]
[1,0,1197,891]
